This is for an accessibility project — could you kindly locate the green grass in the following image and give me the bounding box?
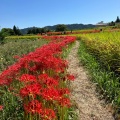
[0,39,48,72]
[78,40,120,119]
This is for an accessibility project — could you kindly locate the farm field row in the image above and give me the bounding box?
[0,36,77,120]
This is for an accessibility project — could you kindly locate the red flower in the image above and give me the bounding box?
[19,74,36,83]
[20,83,41,98]
[38,73,58,87]
[0,105,3,111]
[59,98,71,107]
[42,88,61,101]
[66,74,75,81]
[24,100,43,114]
[41,108,56,120]
[58,88,70,96]
[13,55,20,59]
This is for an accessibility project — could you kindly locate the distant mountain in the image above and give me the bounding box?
[20,24,96,34]
[45,24,95,30]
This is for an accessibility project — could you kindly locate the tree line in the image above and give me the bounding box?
[109,16,120,26]
[0,24,68,39]
[27,24,67,34]
[0,25,21,38]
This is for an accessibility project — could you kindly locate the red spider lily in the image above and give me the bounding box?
[13,55,20,59]
[42,57,68,73]
[0,105,3,111]
[0,36,76,119]
[0,76,13,86]
[20,83,42,98]
[66,74,75,81]
[24,100,43,114]
[38,73,58,87]
[41,88,61,101]
[59,98,71,107]
[19,74,36,83]
[58,88,70,96]
[41,108,56,120]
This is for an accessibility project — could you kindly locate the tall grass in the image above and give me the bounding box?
[0,39,48,72]
[78,39,120,119]
[77,32,120,75]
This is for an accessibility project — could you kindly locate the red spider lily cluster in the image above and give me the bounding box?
[0,105,3,111]
[0,36,76,119]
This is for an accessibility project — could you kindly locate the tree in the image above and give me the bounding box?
[13,25,22,35]
[55,24,67,32]
[0,32,4,42]
[13,25,17,35]
[115,16,120,23]
[16,27,22,35]
[27,29,32,34]
[109,21,115,26]
[1,28,15,37]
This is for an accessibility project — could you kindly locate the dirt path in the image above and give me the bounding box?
[67,41,114,120]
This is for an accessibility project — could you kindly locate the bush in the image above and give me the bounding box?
[0,32,4,44]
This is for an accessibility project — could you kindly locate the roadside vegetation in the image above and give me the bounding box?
[77,32,120,119]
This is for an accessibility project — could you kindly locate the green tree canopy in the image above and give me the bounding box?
[0,31,4,41]
[115,16,120,23]
[27,28,47,34]
[1,28,15,37]
[109,21,115,26]
[13,25,22,35]
[55,24,67,32]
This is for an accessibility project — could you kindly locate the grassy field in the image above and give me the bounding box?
[77,31,120,118]
[1,30,120,119]
[0,38,48,73]
[5,35,41,40]
[78,32,120,74]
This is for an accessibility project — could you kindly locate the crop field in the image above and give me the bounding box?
[5,35,42,40]
[1,30,120,119]
[79,32,120,74]
[77,31,120,117]
[0,36,77,120]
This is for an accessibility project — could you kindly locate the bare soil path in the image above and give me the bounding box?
[67,41,114,120]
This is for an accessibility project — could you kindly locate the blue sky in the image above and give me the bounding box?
[0,0,120,29]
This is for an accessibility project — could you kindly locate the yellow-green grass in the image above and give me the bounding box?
[5,35,41,39]
[78,31,120,75]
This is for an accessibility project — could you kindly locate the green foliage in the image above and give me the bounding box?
[115,16,120,23]
[0,39,48,72]
[13,25,22,35]
[78,40,120,119]
[27,27,49,34]
[0,86,24,120]
[109,21,115,26]
[1,28,15,37]
[78,32,120,75]
[55,24,67,32]
[0,32,4,42]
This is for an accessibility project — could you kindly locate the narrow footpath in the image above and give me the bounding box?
[67,41,114,120]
